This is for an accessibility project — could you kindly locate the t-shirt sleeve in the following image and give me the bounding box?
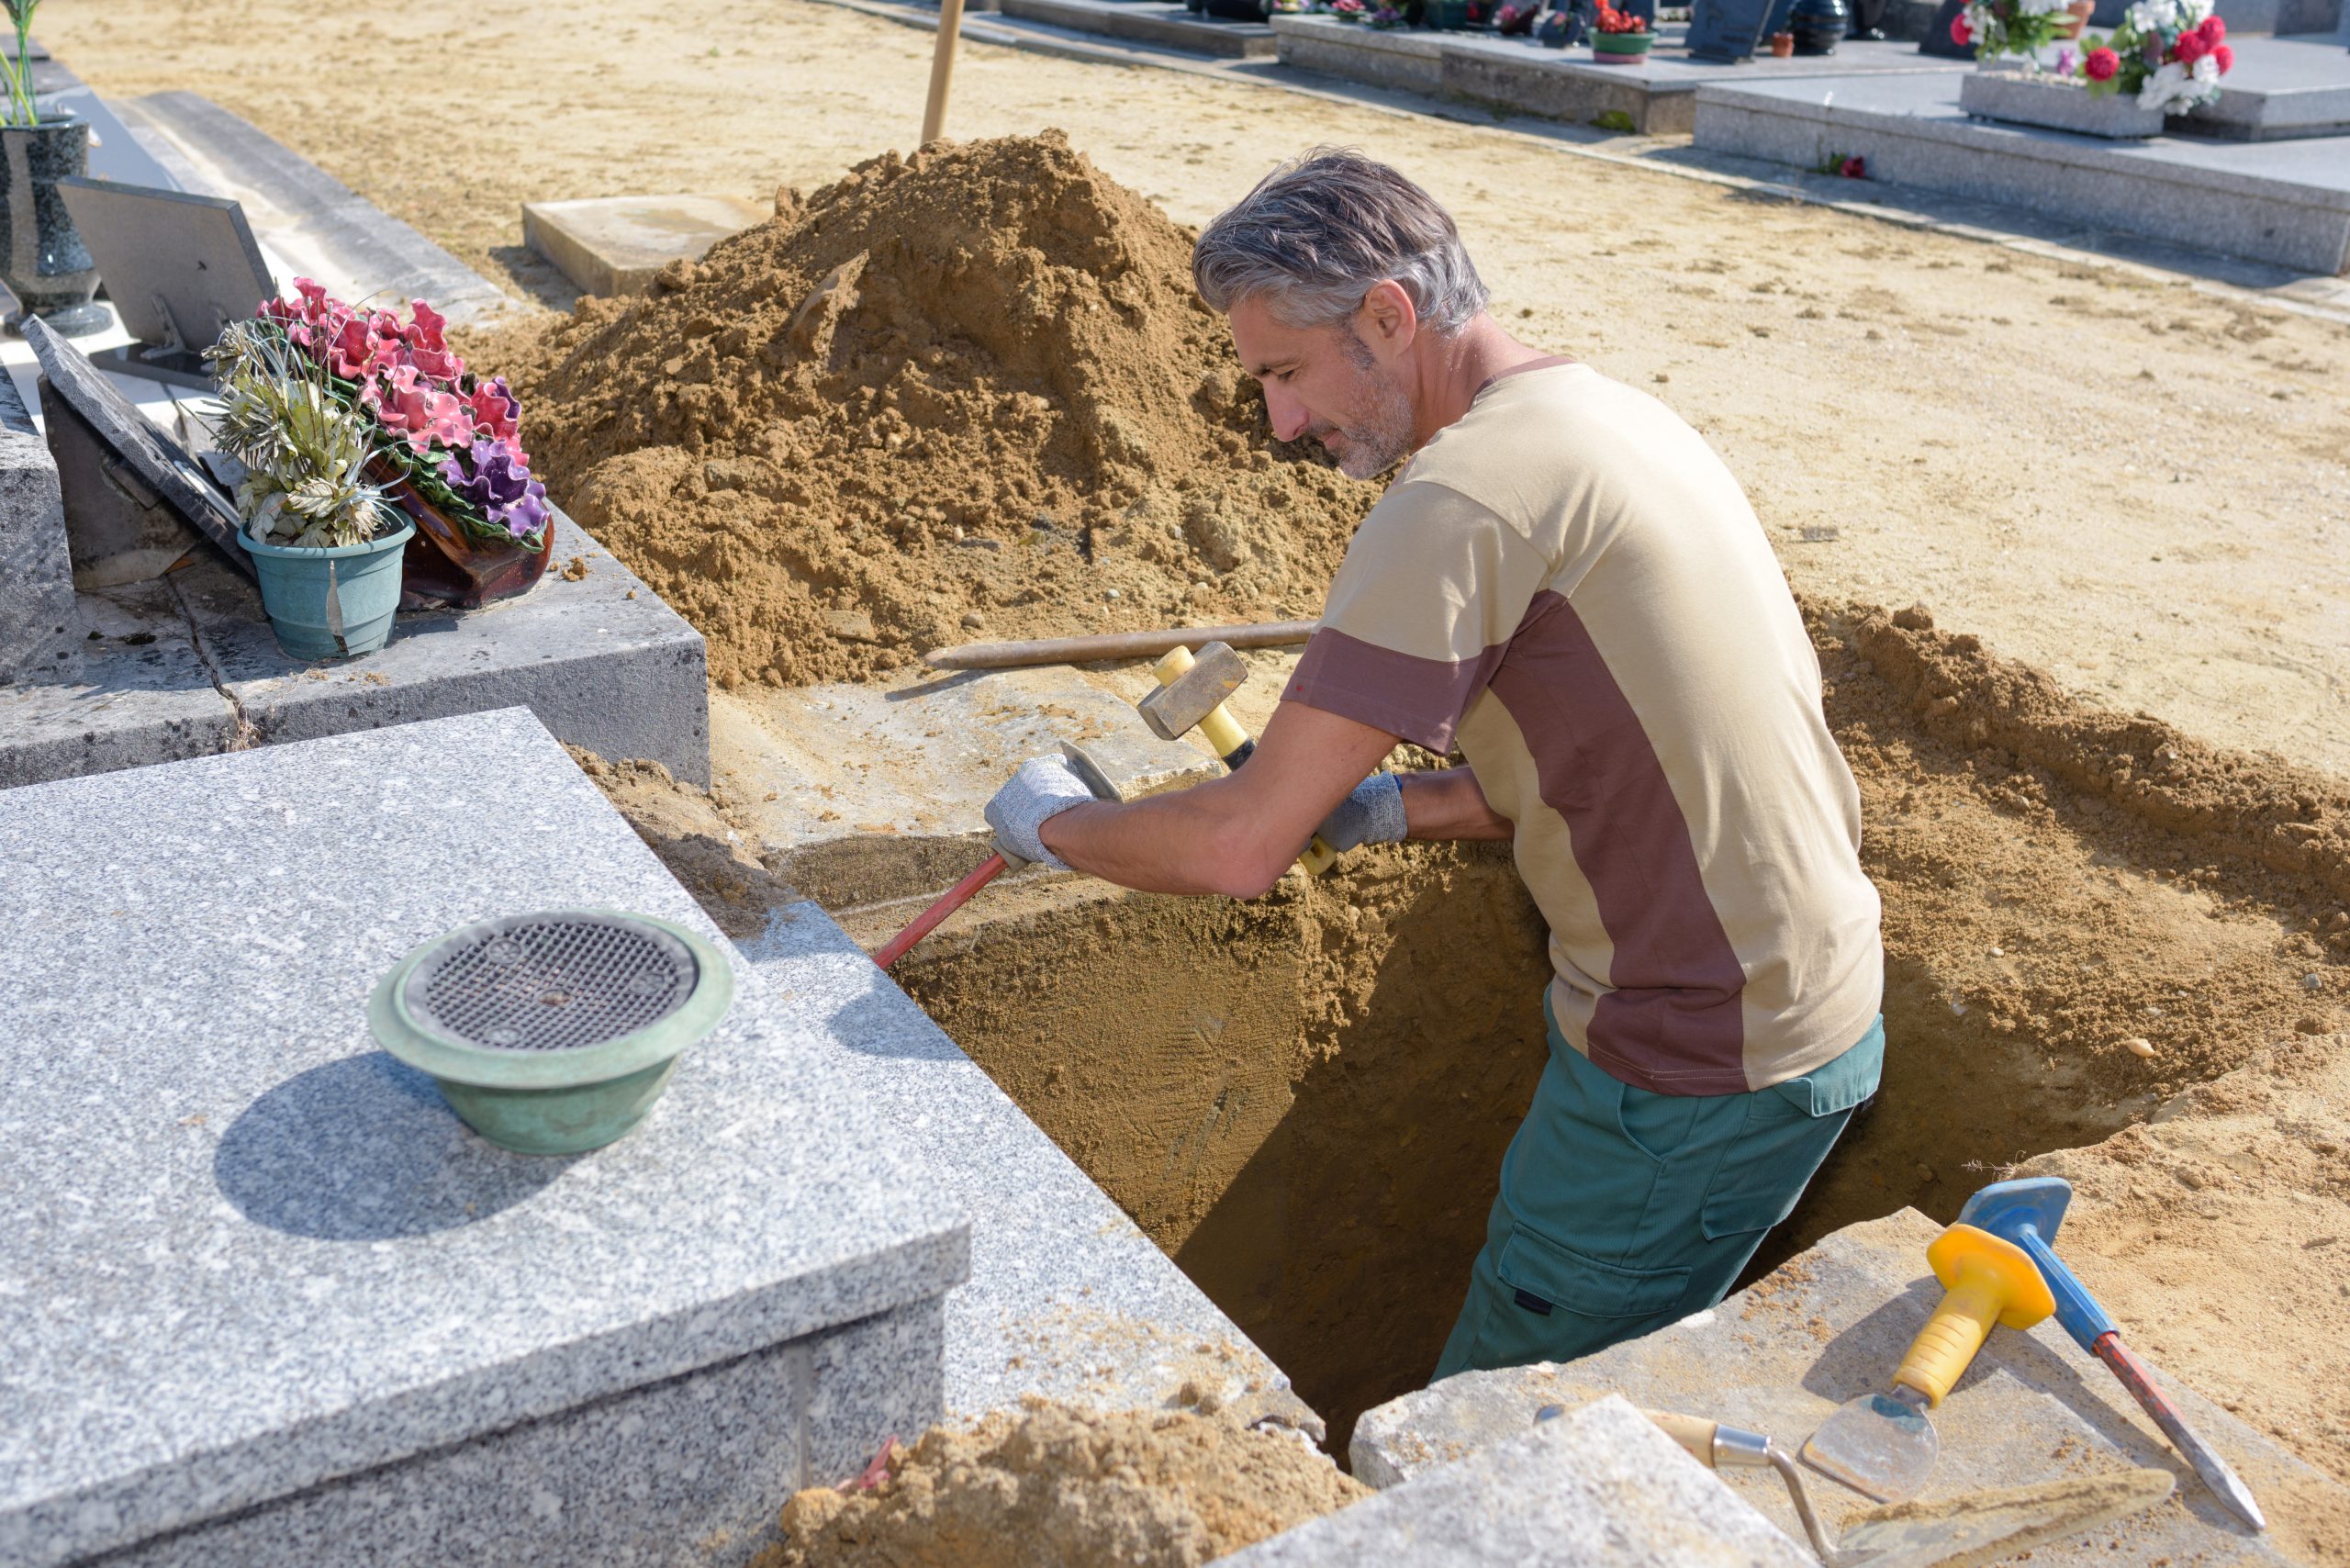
[1282,479,1552,752]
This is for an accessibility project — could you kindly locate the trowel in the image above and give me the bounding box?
[1627,1407,2175,1567]
[1801,1221,2057,1503]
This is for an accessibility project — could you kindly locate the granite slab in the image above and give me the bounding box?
[1224,1395,1809,1566]
[0,363,73,687]
[0,708,968,1568]
[520,194,770,298]
[999,0,1280,58]
[1350,1210,2344,1563]
[1693,71,2350,274]
[167,510,713,785]
[736,902,1315,1431]
[2182,32,2350,139]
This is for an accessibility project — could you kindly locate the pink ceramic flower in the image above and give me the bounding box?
[363,364,476,454]
[465,375,523,450]
[401,298,465,384]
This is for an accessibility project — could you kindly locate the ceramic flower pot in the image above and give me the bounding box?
[2058,0,2093,37]
[0,118,105,338]
[240,520,416,661]
[1592,28,1655,58]
[1770,29,1796,53]
[367,456,554,610]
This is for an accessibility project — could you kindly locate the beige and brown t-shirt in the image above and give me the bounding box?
[1284,362,1883,1096]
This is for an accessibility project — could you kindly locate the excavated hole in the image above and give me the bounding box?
[856,606,2350,1460]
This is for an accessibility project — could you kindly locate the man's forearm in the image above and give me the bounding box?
[1036,778,1286,898]
[1399,767,1513,841]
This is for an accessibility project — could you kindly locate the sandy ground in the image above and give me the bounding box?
[40,0,2350,1548]
[43,0,2350,778]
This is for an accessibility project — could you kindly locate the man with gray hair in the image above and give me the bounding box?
[985,149,1885,1383]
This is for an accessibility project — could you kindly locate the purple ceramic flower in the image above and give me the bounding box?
[440,438,553,545]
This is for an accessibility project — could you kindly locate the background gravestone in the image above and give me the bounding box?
[1690,0,1779,58]
[1920,0,1973,55]
[0,372,75,686]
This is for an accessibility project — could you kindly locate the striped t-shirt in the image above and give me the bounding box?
[1285,362,1883,1096]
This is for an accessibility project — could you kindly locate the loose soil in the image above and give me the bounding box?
[481,133,1378,688]
[47,0,2350,772]
[755,1398,1369,1568]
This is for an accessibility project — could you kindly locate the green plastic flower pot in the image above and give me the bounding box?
[1593,29,1656,58]
[368,910,735,1156]
[241,521,415,661]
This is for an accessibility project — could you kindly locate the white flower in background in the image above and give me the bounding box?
[2190,52,2220,84]
[2136,57,2187,108]
[2126,0,2179,31]
[2015,0,2071,14]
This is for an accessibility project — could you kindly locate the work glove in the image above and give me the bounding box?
[1315,771,1407,854]
[983,755,1095,871]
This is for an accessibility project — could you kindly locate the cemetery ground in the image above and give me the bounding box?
[33,0,2350,1557]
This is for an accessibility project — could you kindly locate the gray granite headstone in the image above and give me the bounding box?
[0,708,966,1568]
[59,179,274,389]
[0,369,73,684]
[22,314,248,573]
[1690,0,1778,59]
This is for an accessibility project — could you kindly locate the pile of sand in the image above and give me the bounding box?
[485,132,1379,688]
[756,1399,1370,1568]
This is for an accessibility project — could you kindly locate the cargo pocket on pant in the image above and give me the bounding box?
[1697,1022,1883,1242]
[1496,1224,1691,1326]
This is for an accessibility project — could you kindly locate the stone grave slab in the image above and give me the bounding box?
[0,708,968,1568]
[1225,1395,1810,1566]
[168,508,714,785]
[1270,17,1966,134]
[2182,32,2350,140]
[736,902,1317,1431]
[717,663,1220,907]
[1351,1209,2346,1563]
[521,194,770,298]
[23,315,247,577]
[1693,71,2350,274]
[998,0,1281,59]
[0,364,73,686]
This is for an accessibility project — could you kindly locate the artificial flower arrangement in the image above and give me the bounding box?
[1950,0,2083,61]
[208,280,553,554]
[1365,3,1404,25]
[1594,0,1650,32]
[1270,0,1308,13]
[2076,0,2232,113]
[1330,0,1368,17]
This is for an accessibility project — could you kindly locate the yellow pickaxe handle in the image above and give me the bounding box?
[1154,645,1337,877]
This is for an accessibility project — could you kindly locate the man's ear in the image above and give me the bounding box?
[1358,279,1418,357]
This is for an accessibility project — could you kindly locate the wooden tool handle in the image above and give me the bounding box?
[1642,1410,1721,1468]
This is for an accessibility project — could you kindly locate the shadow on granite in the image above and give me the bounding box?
[213,1053,581,1240]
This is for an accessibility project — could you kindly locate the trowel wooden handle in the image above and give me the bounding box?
[1153,644,1338,877]
[1644,1410,1721,1467]
[1895,1224,2057,1406]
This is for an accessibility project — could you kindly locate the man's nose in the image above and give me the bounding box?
[1262,385,1310,443]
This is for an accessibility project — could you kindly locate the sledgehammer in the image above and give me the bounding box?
[1145,643,1337,876]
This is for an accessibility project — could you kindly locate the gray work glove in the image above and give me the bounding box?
[983,755,1095,870]
[1316,771,1407,854]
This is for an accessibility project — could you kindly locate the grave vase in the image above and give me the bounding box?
[368,455,557,610]
[1787,0,1848,52]
[0,118,106,338]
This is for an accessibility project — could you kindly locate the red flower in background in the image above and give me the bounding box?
[2211,41,2233,73]
[1950,13,1972,46]
[2199,14,2225,42]
[2175,28,2207,62]
[2084,45,2119,80]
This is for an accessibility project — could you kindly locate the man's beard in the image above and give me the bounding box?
[1307,342,1416,479]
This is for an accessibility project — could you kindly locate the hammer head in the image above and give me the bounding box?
[1138,642,1248,742]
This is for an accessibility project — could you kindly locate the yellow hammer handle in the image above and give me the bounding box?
[1895,1272,2003,1407]
[1153,644,1337,878]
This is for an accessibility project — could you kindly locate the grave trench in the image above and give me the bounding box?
[790,605,2349,1458]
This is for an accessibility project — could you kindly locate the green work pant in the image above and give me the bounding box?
[1433,1002,1884,1382]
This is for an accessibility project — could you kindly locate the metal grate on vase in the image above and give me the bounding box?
[402,913,702,1053]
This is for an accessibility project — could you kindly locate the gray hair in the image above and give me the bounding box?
[1192,149,1489,337]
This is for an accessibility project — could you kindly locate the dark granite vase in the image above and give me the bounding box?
[0,118,105,337]
[1787,0,1847,51]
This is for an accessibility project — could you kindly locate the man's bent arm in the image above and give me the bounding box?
[1399,766,1513,843]
[1038,700,1393,897]
[1037,701,1513,896]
